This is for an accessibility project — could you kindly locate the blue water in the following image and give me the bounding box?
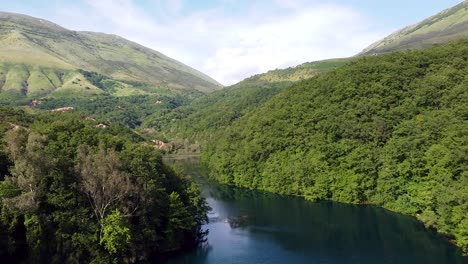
[165,158,467,264]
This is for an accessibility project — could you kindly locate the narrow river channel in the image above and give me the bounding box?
[165,157,467,264]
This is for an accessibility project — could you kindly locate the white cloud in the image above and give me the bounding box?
[83,0,157,32]
[193,3,384,84]
[44,0,385,85]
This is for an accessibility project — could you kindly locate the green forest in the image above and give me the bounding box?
[0,2,467,262]
[143,79,288,141]
[36,93,193,129]
[1,40,466,261]
[202,40,468,253]
[0,107,209,263]
[142,58,349,143]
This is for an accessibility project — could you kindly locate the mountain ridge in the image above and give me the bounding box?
[0,11,222,99]
[360,1,468,55]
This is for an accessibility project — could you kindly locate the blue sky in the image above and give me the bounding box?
[2,0,463,84]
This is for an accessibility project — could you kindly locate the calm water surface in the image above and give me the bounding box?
[165,157,467,264]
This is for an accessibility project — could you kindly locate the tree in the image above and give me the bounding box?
[164,192,196,251]
[100,209,131,255]
[76,145,139,240]
[0,110,209,262]
[3,129,52,213]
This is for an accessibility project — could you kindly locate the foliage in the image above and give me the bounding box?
[36,94,193,128]
[164,192,197,251]
[143,58,351,146]
[76,145,138,238]
[143,81,288,142]
[0,109,208,263]
[203,40,468,253]
[100,210,131,255]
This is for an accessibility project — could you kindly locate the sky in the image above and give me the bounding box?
[2,0,464,85]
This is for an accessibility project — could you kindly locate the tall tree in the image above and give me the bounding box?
[3,129,52,212]
[76,145,139,240]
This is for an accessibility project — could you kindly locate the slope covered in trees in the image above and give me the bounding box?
[203,41,468,253]
[143,58,350,144]
[0,107,208,263]
[35,92,198,129]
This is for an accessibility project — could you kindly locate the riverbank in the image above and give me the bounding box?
[165,158,468,264]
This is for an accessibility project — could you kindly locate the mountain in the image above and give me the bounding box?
[142,58,351,142]
[360,1,468,55]
[203,40,468,253]
[0,12,222,100]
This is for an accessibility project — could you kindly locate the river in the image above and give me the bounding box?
[165,157,467,264]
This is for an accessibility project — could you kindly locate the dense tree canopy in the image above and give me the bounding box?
[142,79,290,143]
[202,40,468,253]
[36,93,194,129]
[0,108,208,263]
[145,58,351,145]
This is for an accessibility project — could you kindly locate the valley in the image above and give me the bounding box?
[0,1,467,263]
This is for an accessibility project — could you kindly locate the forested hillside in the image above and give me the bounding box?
[34,92,198,129]
[143,58,350,143]
[203,41,468,253]
[0,107,208,263]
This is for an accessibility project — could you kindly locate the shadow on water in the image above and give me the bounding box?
[164,157,468,264]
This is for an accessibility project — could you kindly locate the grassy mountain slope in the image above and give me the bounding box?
[203,41,468,253]
[0,12,222,99]
[143,58,351,141]
[361,1,468,55]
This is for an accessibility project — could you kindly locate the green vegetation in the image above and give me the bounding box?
[143,79,287,142]
[203,41,468,253]
[253,58,350,83]
[360,1,468,55]
[0,11,222,102]
[1,3,467,259]
[0,107,209,263]
[36,92,200,129]
[144,58,351,145]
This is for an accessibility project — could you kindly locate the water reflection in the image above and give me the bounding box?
[164,157,467,264]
